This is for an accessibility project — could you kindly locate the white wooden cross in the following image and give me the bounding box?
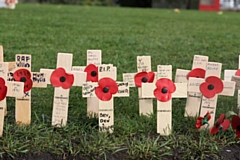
[82,64,129,133]
[123,56,156,116]
[5,0,18,9]
[40,53,86,127]
[175,55,208,117]
[224,55,240,107]
[8,54,48,125]
[72,50,102,117]
[141,65,187,135]
[196,62,235,130]
[0,47,24,136]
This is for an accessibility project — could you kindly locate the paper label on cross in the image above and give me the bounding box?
[123,73,136,87]
[87,50,102,65]
[142,65,187,135]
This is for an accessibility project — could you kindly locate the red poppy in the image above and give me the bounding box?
[231,116,240,138]
[235,69,240,76]
[84,64,98,82]
[95,78,118,101]
[196,112,211,129]
[134,72,155,87]
[200,76,223,98]
[0,78,7,101]
[50,67,74,89]
[187,68,206,79]
[153,78,176,102]
[13,69,33,92]
[210,114,230,134]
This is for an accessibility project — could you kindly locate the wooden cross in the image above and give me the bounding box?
[0,46,24,136]
[141,65,187,135]
[72,50,102,117]
[195,62,235,130]
[82,64,129,133]
[175,55,208,117]
[224,55,240,106]
[7,54,48,125]
[40,53,86,127]
[5,0,18,9]
[123,56,156,116]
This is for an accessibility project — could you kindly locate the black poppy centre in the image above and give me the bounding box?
[141,77,148,83]
[215,122,220,128]
[60,76,66,82]
[237,125,240,131]
[103,87,109,93]
[161,87,168,94]
[20,77,27,83]
[208,84,214,90]
[91,71,97,77]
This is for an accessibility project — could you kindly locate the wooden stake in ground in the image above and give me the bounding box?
[0,62,24,137]
[175,55,208,117]
[198,62,235,130]
[40,53,86,127]
[13,54,48,125]
[224,55,240,106]
[82,64,129,133]
[123,56,155,116]
[72,50,102,117]
[141,65,187,135]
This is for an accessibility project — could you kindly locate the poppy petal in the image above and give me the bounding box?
[217,114,225,124]
[61,73,74,89]
[221,119,230,131]
[156,78,176,93]
[236,130,240,138]
[196,117,203,129]
[231,116,240,130]
[205,76,223,94]
[154,88,172,102]
[210,126,219,134]
[95,86,112,101]
[24,78,33,92]
[200,82,216,98]
[147,72,155,82]
[187,68,206,79]
[50,68,66,87]
[134,72,148,87]
[98,78,118,94]
[235,69,240,76]
[13,69,31,81]
[0,78,7,101]
[205,112,211,121]
[84,64,98,82]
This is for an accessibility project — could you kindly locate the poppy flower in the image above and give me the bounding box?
[210,114,230,134]
[13,69,33,92]
[196,112,211,129]
[200,76,223,98]
[153,78,176,102]
[0,77,7,101]
[50,67,74,89]
[95,78,118,101]
[84,64,98,82]
[231,116,240,138]
[134,72,155,87]
[235,69,240,76]
[187,68,206,79]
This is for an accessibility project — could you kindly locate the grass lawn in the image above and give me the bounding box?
[1,4,240,159]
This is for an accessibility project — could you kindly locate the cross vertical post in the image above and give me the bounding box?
[40,53,86,127]
[0,62,24,137]
[199,62,235,129]
[123,56,155,116]
[175,55,208,117]
[142,65,187,135]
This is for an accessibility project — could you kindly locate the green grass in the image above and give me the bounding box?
[1,4,240,159]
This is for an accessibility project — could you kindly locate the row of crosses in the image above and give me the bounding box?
[0,45,239,137]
